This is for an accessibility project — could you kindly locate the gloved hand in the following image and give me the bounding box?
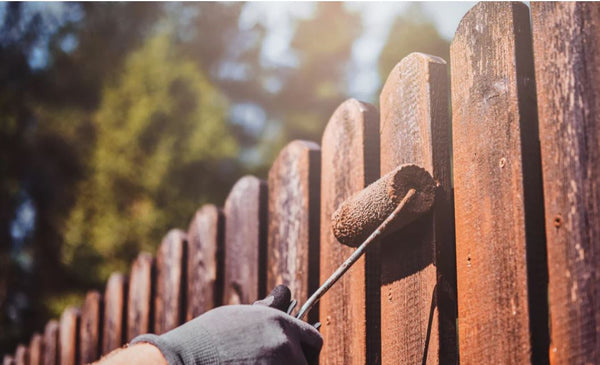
[131,285,322,365]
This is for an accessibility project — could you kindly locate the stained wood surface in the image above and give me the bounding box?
[450,2,548,364]
[531,3,600,364]
[186,205,224,320]
[80,291,102,364]
[14,346,28,365]
[127,252,154,340]
[154,229,187,334]
[102,273,127,354]
[379,52,455,364]
[223,176,268,304]
[267,140,321,320]
[42,321,59,365]
[59,307,80,365]
[29,333,43,365]
[319,99,380,364]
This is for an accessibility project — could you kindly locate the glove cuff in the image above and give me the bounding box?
[131,324,220,365]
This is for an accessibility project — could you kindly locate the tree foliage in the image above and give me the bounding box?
[0,2,452,353]
[63,34,237,284]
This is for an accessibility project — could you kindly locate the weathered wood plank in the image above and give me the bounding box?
[127,252,154,341]
[59,307,80,365]
[14,345,28,365]
[319,99,380,364]
[223,176,268,305]
[29,333,43,365]
[267,140,321,321]
[102,273,127,354]
[450,2,548,364]
[186,205,224,320]
[80,291,102,364]
[531,3,600,364]
[154,229,187,334]
[42,320,59,365]
[379,52,456,364]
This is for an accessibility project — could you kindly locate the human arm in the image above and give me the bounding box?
[94,343,167,365]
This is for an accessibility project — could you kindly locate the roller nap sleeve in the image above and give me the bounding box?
[331,164,436,247]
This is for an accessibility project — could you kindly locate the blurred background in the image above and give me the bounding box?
[0,1,473,352]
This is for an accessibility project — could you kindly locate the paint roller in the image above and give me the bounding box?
[293,164,437,320]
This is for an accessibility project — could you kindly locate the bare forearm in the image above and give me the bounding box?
[94,343,167,365]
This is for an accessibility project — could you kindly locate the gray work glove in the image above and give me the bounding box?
[131,285,322,365]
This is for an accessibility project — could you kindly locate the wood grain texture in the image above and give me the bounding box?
[80,291,102,364]
[267,140,321,320]
[319,99,380,365]
[450,2,548,364]
[29,333,43,365]
[42,321,59,365]
[154,229,187,334]
[531,3,600,364]
[102,273,127,355]
[14,345,28,365]
[223,176,268,305]
[127,252,154,341]
[59,307,80,365]
[186,205,224,320]
[379,52,456,365]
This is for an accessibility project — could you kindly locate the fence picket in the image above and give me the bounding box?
[29,333,43,365]
[267,140,321,320]
[223,176,268,304]
[42,321,59,365]
[59,307,80,365]
[531,3,600,364]
[102,273,127,354]
[5,3,600,363]
[451,2,548,364]
[127,252,154,341]
[379,53,456,364]
[319,99,380,364]
[80,291,102,364]
[14,346,28,365]
[154,230,187,334]
[186,205,224,320]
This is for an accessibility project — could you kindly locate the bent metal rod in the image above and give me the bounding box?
[292,188,417,321]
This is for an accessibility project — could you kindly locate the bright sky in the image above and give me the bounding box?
[350,2,476,100]
[240,2,476,101]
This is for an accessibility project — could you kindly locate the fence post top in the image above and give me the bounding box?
[381,53,446,102]
[45,319,59,331]
[271,141,321,170]
[194,204,220,217]
[227,175,265,196]
[323,99,377,140]
[107,272,126,284]
[281,140,320,152]
[85,290,102,300]
[453,1,529,44]
[161,229,186,244]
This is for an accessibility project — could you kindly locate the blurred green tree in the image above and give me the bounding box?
[378,4,449,83]
[0,3,244,352]
[62,33,237,286]
[0,1,453,355]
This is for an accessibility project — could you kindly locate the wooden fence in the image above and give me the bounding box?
[3,2,599,365]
